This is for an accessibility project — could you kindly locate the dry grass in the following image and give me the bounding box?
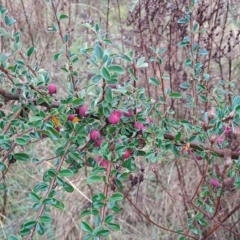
[1,0,240,240]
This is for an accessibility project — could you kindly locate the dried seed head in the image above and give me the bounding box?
[139,173,144,183]
[110,184,116,191]
[131,176,139,186]
[233,127,240,137]
[223,125,232,135]
[152,163,158,172]
[223,177,235,189]
[224,149,232,167]
[229,111,235,119]
[210,134,218,144]
[208,107,215,120]
[231,140,239,151]
[129,173,134,181]
[215,164,223,177]
[140,166,145,172]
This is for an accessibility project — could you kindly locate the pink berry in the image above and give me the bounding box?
[108,112,120,124]
[123,149,131,159]
[96,156,109,168]
[79,106,88,117]
[48,84,57,95]
[209,178,220,188]
[113,110,122,118]
[146,117,153,124]
[90,130,100,141]
[94,138,104,147]
[194,155,202,161]
[123,109,133,117]
[223,126,232,135]
[134,122,144,130]
[67,114,75,121]
[136,108,142,114]
[108,84,117,89]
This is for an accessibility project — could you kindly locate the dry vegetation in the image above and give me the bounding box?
[1,0,240,240]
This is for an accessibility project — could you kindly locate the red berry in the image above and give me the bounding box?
[123,109,133,117]
[48,84,57,95]
[79,106,88,117]
[113,110,122,118]
[209,178,220,188]
[134,122,144,130]
[108,112,120,124]
[108,84,117,89]
[94,138,104,147]
[90,130,100,141]
[67,114,75,121]
[55,127,60,132]
[146,117,153,124]
[136,108,142,114]
[123,149,131,159]
[96,156,109,168]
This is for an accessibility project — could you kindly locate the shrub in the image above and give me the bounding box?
[0,1,240,240]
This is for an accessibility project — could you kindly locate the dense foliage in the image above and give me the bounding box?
[1,1,240,239]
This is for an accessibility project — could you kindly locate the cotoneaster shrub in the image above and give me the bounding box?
[0,1,240,240]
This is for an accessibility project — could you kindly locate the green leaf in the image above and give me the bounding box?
[105,222,120,231]
[29,192,41,202]
[109,192,124,201]
[169,92,182,99]
[81,221,93,233]
[184,59,192,67]
[149,77,160,86]
[233,96,240,108]
[178,18,189,24]
[52,198,65,210]
[26,46,36,57]
[33,182,48,192]
[180,82,190,89]
[94,44,103,59]
[91,74,102,83]
[101,67,111,81]
[0,183,6,190]
[136,57,148,68]
[36,222,44,235]
[104,214,114,223]
[192,22,199,32]
[58,169,75,177]
[97,229,110,237]
[0,162,6,171]
[122,54,132,62]
[57,13,68,20]
[72,98,84,107]
[107,65,125,74]
[83,234,93,240]
[8,235,19,240]
[105,86,113,103]
[13,153,29,161]
[40,215,52,223]
[15,137,27,145]
[63,182,74,192]
[175,132,181,142]
[53,52,62,61]
[80,209,99,217]
[87,175,102,184]
[198,49,208,56]
[23,220,36,229]
[46,127,60,141]
[80,210,92,217]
